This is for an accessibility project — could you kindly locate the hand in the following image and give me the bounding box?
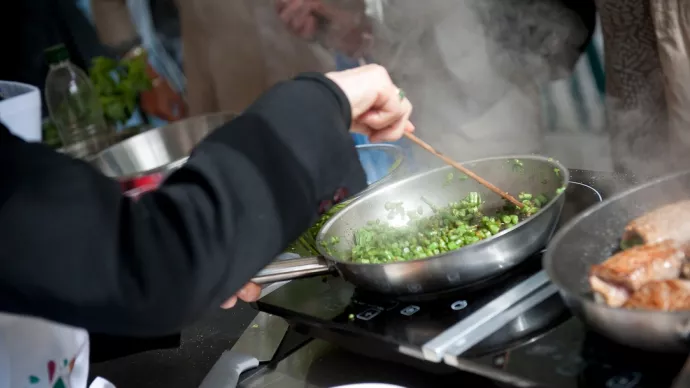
[140,65,187,122]
[220,282,262,309]
[326,64,415,143]
[276,0,322,40]
[276,0,371,57]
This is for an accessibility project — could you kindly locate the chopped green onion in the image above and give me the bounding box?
[349,190,543,264]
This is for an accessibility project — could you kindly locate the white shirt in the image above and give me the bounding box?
[0,313,113,388]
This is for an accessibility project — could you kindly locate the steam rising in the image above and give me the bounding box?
[190,0,674,177]
[359,0,611,170]
[595,0,673,180]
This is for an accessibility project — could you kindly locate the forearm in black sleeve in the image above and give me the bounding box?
[0,73,366,336]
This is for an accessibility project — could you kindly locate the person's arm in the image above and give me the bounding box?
[0,73,366,336]
[91,0,140,56]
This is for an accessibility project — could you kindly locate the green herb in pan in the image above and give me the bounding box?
[288,200,351,255]
[349,191,545,264]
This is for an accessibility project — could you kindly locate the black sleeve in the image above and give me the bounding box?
[0,73,366,336]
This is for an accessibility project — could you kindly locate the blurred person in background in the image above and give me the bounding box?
[595,0,690,177]
[284,0,690,178]
[278,0,596,167]
[91,0,335,118]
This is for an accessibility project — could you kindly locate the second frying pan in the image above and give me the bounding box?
[544,169,690,353]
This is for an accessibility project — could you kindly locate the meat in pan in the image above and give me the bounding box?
[589,241,685,307]
[589,277,631,308]
[622,200,690,247]
[623,279,690,311]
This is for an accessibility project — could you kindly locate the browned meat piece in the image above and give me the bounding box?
[590,276,630,307]
[623,279,690,311]
[589,241,684,307]
[623,200,690,245]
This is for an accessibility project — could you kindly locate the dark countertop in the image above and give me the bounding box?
[90,306,501,388]
[237,333,506,388]
[90,168,634,388]
[90,303,259,387]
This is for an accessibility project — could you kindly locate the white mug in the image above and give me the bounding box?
[0,81,42,142]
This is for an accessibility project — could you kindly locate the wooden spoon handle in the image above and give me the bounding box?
[403,132,523,208]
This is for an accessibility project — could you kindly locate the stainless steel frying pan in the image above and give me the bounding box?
[543,169,690,353]
[253,155,568,295]
[543,170,690,387]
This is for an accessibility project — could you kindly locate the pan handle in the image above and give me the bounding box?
[671,356,690,388]
[251,256,333,285]
[671,319,690,388]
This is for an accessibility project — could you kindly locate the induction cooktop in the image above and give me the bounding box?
[256,171,685,387]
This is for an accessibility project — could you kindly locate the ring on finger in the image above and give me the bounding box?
[398,89,406,101]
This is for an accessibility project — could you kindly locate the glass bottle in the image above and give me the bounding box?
[44,44,112,158]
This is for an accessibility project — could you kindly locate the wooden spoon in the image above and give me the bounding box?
[352,58,523,207]
[404,132,523,208]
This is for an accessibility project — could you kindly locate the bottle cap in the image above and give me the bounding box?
[45,44,70,65]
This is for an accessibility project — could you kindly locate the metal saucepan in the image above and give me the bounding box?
[253,155,569,295]
[91,112,237,195]
[544,169,690,353]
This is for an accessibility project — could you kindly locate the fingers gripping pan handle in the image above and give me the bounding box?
[252,256,334,284]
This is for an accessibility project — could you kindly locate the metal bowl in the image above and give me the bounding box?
[91,112,236,181]
[58,126,151,160]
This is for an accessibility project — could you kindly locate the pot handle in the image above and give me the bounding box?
[251,256,333,285]
[671,320,690,388]
[671,356,690,388]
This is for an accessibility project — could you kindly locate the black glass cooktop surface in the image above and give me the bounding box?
[465,318,686,388]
